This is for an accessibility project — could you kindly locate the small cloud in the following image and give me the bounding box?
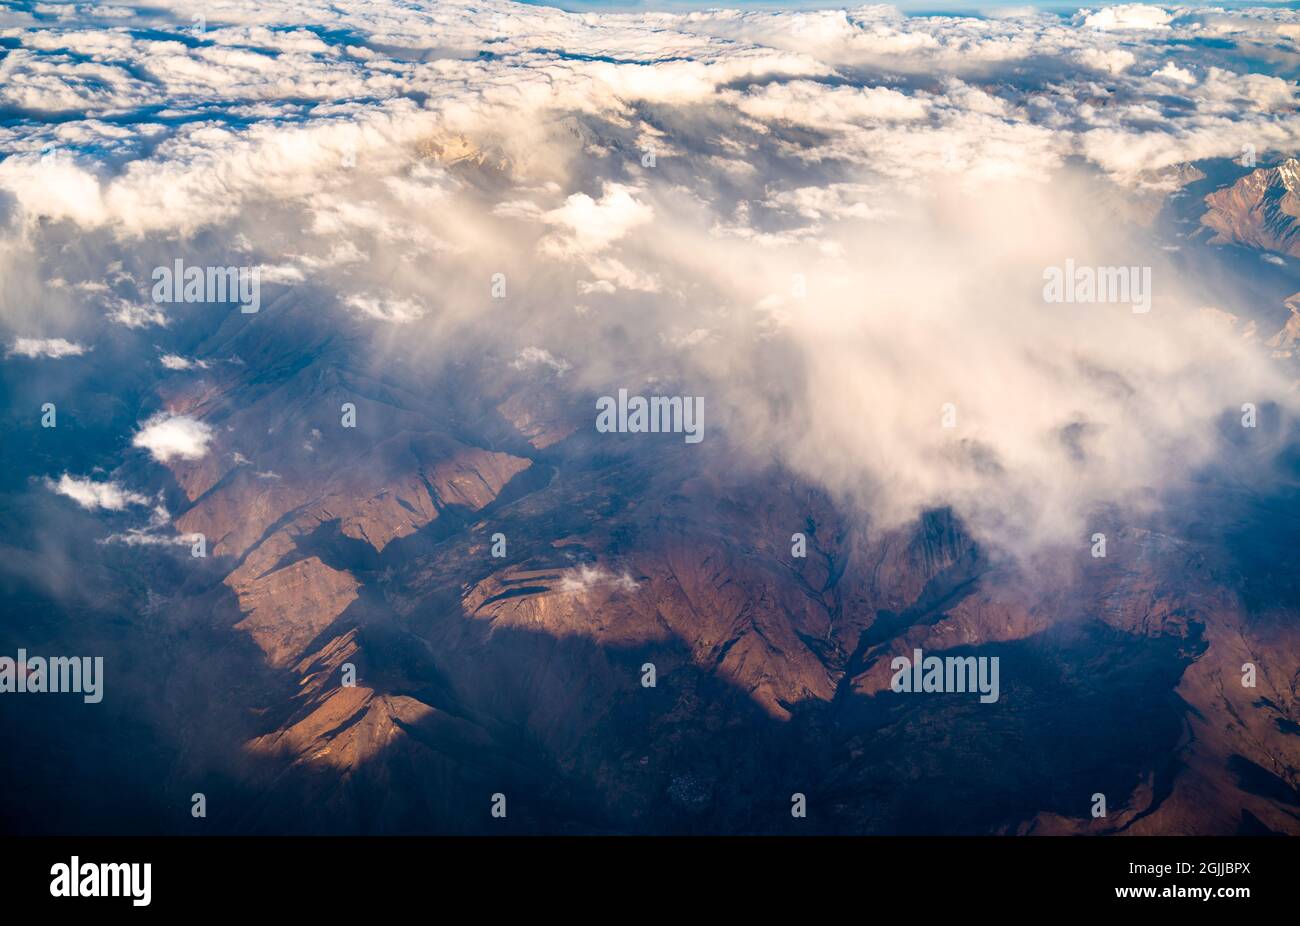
[258,263,305,284]
[1081,5,1173,31]
[1152,62,1196,86]
[7,337,88,359]
[160,354,209,370]
[560,564,639,595]
[511,346,571,376]
[107,298,167,329]
[99,530,191,547]
[540,184,654,258]
[345,293,424,323]
[132,413,214,462]
[1075,47,1136,75]
[45,473,147,510]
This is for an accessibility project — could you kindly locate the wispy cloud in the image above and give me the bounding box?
[45,473,147,510]
[7,337,88,359]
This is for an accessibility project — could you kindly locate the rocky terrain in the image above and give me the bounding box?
[1203,158,1300,258]
[9,284,1295,836]
[1,0,1299,836]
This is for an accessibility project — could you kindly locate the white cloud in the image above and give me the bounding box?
[160,354,208,370]
[1081,6,1174,31]
[1153,62,1196,86]
[132,413,214,463]
[258,263,305,285]
[45,473,147,510]
[7,337,88,359]
[346,293,425,324]
[1076,47,1136,75]
[512,346,571,376]
[99,530,191,547]
[3,0,1300,562]
[734,81,930,127]
[540,184,654,258]
[107,299,167,329]
[560,564,639,596]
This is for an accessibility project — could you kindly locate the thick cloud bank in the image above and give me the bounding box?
[2,1,1299,556]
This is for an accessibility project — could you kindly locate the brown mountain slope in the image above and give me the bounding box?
[1202,157,1300,256]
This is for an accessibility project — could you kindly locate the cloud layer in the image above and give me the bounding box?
[2,1,1299,556]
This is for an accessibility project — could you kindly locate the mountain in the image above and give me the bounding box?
[1202,158,1300,256]
[8,289,1289,836]
[2,0,1300,839]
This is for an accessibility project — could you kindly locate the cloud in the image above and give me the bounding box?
[107,299,167,329]
[132,413,214,463]
[733,80,930,127]
[540,184,654,259]
[99,530,191,547]
[45,473,147,510]
[512,346,571,376]
[1076,47,1136,75]
[160,353,208,370]
[560,564,639,596]
[1080,5,1173,31]
[2,0,1299,562]
[1153,62,1196,86]
[346,294,425,324]
[7,337,88,359]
